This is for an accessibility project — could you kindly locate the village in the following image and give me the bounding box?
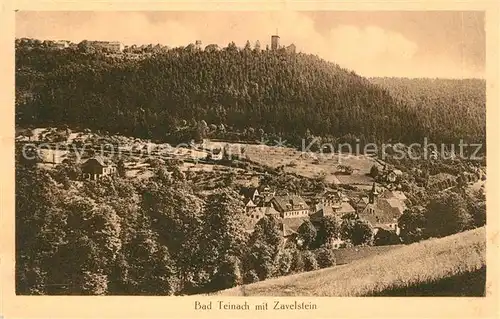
[15,126,486,249]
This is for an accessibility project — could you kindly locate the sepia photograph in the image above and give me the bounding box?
[13,10,488,300]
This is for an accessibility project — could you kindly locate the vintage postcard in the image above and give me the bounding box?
[1,1,499,318]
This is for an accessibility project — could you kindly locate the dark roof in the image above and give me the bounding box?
[82,155,116,167]
[245,199,257,207]
[281,223,297,237]
[338,202,356,215]
[358,201,400,226]
[272,195,309,212]
[252,206,280,216]
[240,187,258,199]
[281,216,309,233]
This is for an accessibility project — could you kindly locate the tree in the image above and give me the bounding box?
[209,255,242,291]
[351,220,373,246]
[290,248,305,273]
[398,206,427,244]
[244,216,283,280]
[370,165,380,178]
[243,269,259,284]
[465,189,486,228]
[340,214,373,246]
[468,200,486,228]
[199,190,248,278]
[315,248,336,268]
[297,220,317,249]
[302,251,319,271]
[276,249,293,276]
[226,41,238,52]
[254,40,261,53]
[425,191,473,238]
[373,229,402,246]
[243,40,252,52]
[314,216,340,247]
[244,241,278,281]
[121,229,178,295]
[117,159,126,177]
[16,166,65,294]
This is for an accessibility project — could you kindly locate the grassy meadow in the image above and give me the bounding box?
[203,140,378,185]
[216,227,486,297]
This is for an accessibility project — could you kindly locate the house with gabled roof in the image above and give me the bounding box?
[271,195,310,218]
[244,198,257,213]
[81,156,116,180]
[240,187,260,202]
[356,183,406,235]
[311,201,356,221]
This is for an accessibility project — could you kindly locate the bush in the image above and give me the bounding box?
[243,270,260,284]
[315,248,336,268]
[297,220,317,250]
[302,251,319,271]
[370,165,379,178]
[425,191,473,238]
[276,249,293,276]
[373,229,402,246]
[290,249,305,273]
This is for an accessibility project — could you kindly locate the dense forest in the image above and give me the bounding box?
[15,39,486,147]
[369,77,486,145]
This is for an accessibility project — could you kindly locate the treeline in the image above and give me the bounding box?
[16,40,483,147]
[369,77,486,145]
[15,156,353,295]
[398,189,486,244]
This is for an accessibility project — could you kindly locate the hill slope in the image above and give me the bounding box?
[15,43,483,145]
[216,227,486,296]
[370,77,486,144]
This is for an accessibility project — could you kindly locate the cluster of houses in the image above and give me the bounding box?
[240,183,408,247]
[51,152,411,248]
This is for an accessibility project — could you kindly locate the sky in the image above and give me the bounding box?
[15,11,485,78]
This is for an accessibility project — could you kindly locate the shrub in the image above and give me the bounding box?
[370,165,380,178]
[243,270,260,284]
[276,249,293,276]
[315,247,336,268]
[425,191,473,238]
[373,229,402,246]
[302,251,319,271]
[290,249,305,273]
[297,220,317,250]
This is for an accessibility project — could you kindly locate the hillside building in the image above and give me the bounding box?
[286,43,296,54]
[271,195,310,218]
[310,190,355,220]
[355,183,407,235]
[82,156,117,180]
[240,187,260,202]
[244,199,257,213]
[271,35,280,50]
[195,40,202,50]
[90,41,124,53]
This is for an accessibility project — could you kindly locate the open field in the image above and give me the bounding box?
[216,227,486,296]
[333,245,403,266]
[203,140,378,185]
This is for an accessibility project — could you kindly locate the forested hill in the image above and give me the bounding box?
[15,42,484,145]
[369,77,486,145]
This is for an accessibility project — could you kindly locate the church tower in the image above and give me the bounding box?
[369,182,379,204]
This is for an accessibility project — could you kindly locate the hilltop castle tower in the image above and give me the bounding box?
[271,34,280,50]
